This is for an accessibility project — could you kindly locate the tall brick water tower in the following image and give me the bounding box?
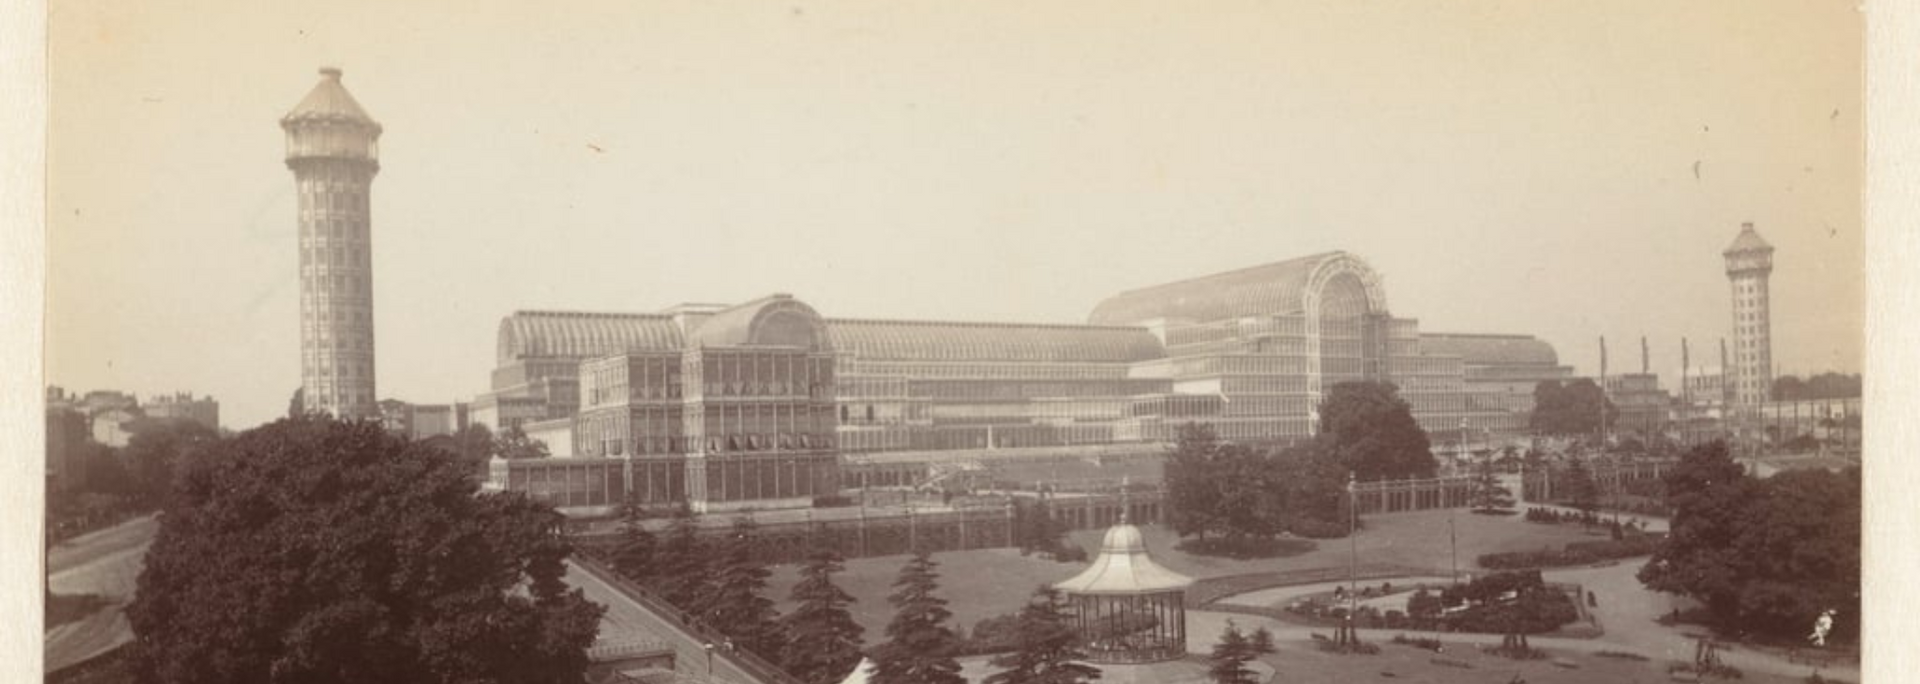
[1724,222,1775,446]
[283,68,381,419]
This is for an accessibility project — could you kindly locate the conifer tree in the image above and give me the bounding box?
[1563,456,1601,519]
[1470,452,1515,512]
[869,550,966,684]
[703,516,783,658]
[1207,622,1260,684]
[780,549,866,684]
[610,501,657,582]
[653,504,711,613]
[983,586,1100,684]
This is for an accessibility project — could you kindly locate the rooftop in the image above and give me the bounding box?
[282,67,381,130]
[1723,222,1774,255]
[1054,523,1194,595]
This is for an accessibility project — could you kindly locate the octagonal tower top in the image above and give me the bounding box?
[1724,222,1774,276]
[281,67,381,167]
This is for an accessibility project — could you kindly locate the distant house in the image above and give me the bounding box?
[90,407,144,447]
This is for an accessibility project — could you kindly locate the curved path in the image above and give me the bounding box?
[1191,555,1857,681]
[44,515,157,672]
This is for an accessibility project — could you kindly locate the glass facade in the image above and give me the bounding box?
[481,251,1557,509]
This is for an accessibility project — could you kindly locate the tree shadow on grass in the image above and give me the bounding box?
[1174,537,1318,560]
[46,592,111,631]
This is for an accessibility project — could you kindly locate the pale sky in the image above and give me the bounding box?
[47,0,1864,430]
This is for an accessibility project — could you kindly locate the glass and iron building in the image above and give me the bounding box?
[476,251,1554,511]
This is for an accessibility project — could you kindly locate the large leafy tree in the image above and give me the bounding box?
[125,415,603,684]
[1529,379,1618,437]
[701,517,782,658]
[1729,469,1861,641]
[1165,423,1227,540]
[869,550,965,684]
[1638,441,1860,640]
[983,587,1100,684]
[120,418,221,508]
[780,550,865,684]
[1317,382,1437,481]
[493,425,551,460]
[1272,442,1348,532]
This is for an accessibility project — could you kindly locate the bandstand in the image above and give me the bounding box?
[1053,519,1194,663]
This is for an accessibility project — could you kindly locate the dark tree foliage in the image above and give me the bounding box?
[1011,497,1069,556]
[125,416,603,684]
[1272,442,1348,529]
[287,387,304,418]
[1317,382,1437,481]
[1561,457,1601,516]
[779,550,865,684]
[1728,469,1860,641]
[493,425,551,460]
[652,506,711,613]
[1639,441,1860,641]
[1529,379,1618,437]
[1165,423,1349,544]
[609,502,657,583]
[1209,443,1288,542]
[121,418,222,509]
[701,517,782,658]
[1770,373,1861,401]
[1248,626,1277,657]
[1470,452,1515,512]
[982,587,1100,684]
[1405,588,1442,621]
[1165,423,1227,540]
[423,423,495,481]
[869,551,965,684]
[1207,622,1260,684]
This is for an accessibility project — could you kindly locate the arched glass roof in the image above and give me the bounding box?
[496,311,684,365]
[1088,251,1388,326]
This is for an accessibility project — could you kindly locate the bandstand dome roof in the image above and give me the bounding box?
[1054,523,1194,595]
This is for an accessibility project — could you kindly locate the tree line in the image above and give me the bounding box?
[1164,382,1440,548]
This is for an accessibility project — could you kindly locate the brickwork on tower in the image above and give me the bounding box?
[283,68,382,419]
[1723,222,1776,443]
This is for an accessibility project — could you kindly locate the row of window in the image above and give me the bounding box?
[842,361,1134,382]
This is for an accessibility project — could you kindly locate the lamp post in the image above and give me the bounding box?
[1346,471,1358,643]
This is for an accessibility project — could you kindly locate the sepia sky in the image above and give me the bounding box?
[47,0,1864,430]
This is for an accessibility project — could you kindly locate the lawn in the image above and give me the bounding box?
[767,507,1599,639]
[1235,638,1832,684]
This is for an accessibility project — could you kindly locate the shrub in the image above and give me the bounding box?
[811,495,854,508]
[1049,544,1089,563]
[1316,640,1380,655]
[1596,650,1650,661]
[1291,518,1350,539]
[1477,534,1664,570]
[1390,634,1443,652]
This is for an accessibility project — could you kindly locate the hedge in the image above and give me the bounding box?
[1477,534,1663,570]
